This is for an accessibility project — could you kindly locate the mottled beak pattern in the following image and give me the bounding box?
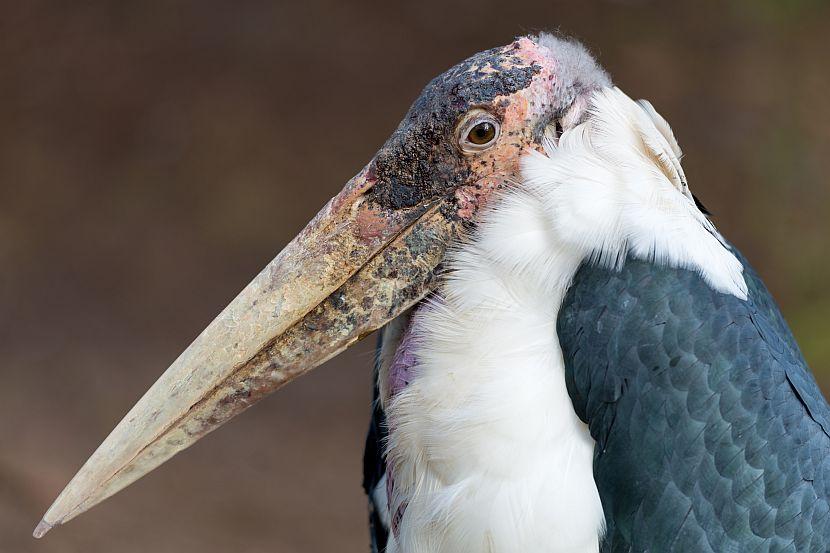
[35,35,586,536]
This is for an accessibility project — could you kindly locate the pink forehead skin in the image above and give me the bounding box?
[515,36,558,73]
[513,36,560,113]
[452,39,561,221]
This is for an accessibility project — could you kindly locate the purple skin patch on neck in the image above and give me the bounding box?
[388,312,422,399]
[384,306,428,539]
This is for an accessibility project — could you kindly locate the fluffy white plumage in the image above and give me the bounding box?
[522,87,747,300]
[380,87,747,553]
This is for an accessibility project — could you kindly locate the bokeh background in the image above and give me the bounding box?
[2,1,829,551]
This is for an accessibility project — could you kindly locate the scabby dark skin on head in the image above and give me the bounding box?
[370,42,541,212]
[368,34,609,221]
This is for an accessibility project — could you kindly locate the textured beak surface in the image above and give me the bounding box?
[35,32,568,537]
[34,161,458,537]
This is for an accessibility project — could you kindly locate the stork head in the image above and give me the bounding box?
[35,34,611,537]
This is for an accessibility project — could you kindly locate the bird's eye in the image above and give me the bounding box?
[467,122,497,145]
[457,112,500,154]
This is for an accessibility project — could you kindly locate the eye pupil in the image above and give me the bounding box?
[468,122,496,145]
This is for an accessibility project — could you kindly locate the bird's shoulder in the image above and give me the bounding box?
[558,249,830,551]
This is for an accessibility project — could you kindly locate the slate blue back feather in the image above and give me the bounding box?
[364,333,389,553]
[559,248,830,552]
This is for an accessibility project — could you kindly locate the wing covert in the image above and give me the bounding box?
[559,248,830,552]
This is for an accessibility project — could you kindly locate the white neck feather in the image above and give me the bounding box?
[385,187,604,553]
[380,87,746,553]
[521,87,747,300]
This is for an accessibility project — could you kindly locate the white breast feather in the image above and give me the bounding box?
[381,87,746,553]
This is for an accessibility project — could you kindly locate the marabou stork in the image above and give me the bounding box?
[35,34,830,552]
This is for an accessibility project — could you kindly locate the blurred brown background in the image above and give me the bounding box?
[1,1,828,551]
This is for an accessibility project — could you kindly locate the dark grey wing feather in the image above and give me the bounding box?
[363,332,389,553]
[559,248,830,552]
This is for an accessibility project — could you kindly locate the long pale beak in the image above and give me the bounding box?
[34,162,457,538]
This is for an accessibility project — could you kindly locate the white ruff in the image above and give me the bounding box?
[381,87,747,553]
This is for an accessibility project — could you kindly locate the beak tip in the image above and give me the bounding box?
[33,519,53,539]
